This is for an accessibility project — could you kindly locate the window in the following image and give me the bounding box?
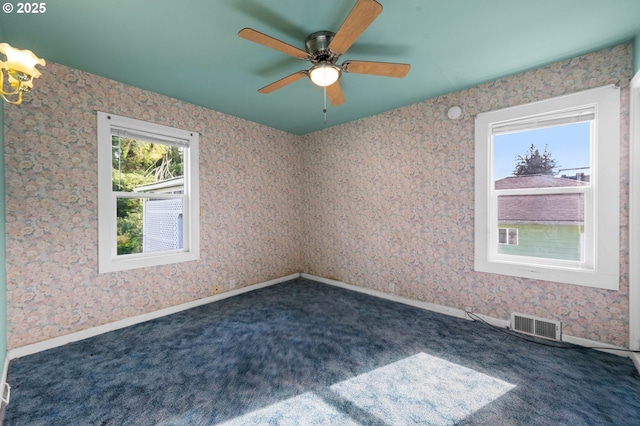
[498,228,518,245]
[475,85,619,289]
[98,112,199,273]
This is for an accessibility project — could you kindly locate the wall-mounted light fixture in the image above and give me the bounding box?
[0,43,45,104]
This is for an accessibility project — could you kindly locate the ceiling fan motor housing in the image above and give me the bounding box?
[305,31,339,63]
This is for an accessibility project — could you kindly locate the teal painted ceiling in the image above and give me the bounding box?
[1,0,640,134]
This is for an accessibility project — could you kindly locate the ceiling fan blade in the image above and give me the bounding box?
[258,70,308,94]
[342,60,410,78]
[239,28,309,60]
[328,0,383,56]
[326,81,345,106]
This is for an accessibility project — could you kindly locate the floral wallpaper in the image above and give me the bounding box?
[3,43,633,349]
[4,63,304,348]
[301,44,632,347]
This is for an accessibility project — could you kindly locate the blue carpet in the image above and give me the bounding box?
[4,278,640,425]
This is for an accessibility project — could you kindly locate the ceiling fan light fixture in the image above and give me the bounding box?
[309,62,341,87]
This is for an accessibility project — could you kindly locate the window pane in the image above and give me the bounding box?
[117,198,144,255]
[493,122,591,186]
[117,198,184,255]
[498,228,507,244]
[497,193,584,261]
[143,198,184,253]
[112,136,184,193]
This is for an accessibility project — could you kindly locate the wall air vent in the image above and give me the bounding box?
[510,312,562,341]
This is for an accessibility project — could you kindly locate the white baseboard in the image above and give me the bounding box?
[0,354,8,410]
[561,335,633,358]
[301,273,635,360]
[8,272,639,375]
[631,352,640,374]
[1,353,8,391]
[8,273,300,360]
[301,273,512,327]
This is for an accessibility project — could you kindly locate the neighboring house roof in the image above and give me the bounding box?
[495,175,587,224]
[495,174,588,190]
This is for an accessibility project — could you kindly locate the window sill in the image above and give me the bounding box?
[474,258,618,290]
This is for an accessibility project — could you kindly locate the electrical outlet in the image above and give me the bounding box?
[229,280,236,289]
[388,283,395,292]
[465,306,473,313]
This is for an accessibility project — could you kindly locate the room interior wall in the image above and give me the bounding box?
[300,43,632,347]
[2,43,633,351]
[3,63,304,349]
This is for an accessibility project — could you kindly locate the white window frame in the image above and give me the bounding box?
[629,70,640,353]
[97,112,200,273]
[475,85,619,290]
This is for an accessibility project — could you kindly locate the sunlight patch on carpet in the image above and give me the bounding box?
[218,352,515,425]
[218,391,360,426]
[330,352,516,425]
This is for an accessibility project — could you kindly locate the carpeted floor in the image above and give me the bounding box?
[3,278,640,425]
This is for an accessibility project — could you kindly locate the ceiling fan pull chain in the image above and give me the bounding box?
[323,85,328,125]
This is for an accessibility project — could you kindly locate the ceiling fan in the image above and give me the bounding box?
[238,0,410,107]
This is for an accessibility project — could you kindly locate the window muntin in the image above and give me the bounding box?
[474,85,620,290]
[98,112,199,273]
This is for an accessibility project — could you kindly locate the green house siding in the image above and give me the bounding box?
[498,223,583,261]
